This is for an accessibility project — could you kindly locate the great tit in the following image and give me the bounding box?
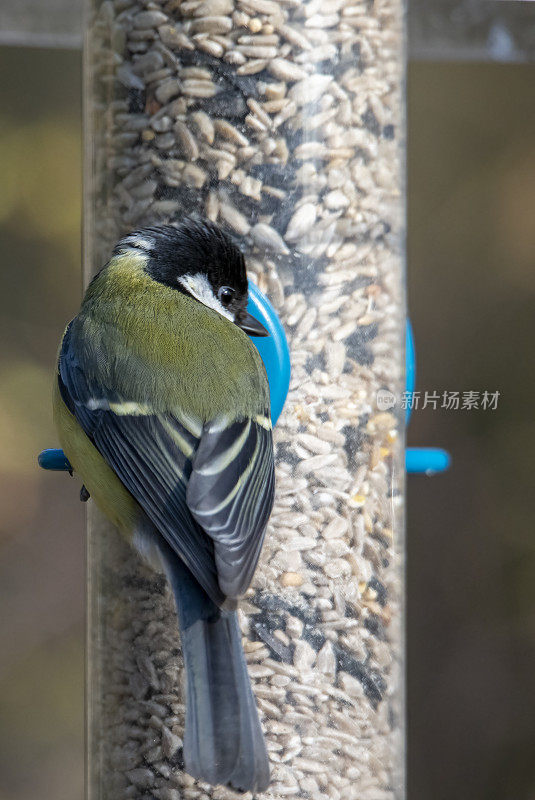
[54,219,275,792]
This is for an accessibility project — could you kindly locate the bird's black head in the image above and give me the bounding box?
[115,219,268,336]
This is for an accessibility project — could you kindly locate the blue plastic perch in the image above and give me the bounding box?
[404,320,450,474]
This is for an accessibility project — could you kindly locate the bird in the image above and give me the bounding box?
[53,219,275,792]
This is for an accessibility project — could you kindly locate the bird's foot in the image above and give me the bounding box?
[80,485,90,502]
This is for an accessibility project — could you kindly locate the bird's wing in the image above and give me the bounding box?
[58,320,274,605]
[58,321,224,605]
[187,414,275,599]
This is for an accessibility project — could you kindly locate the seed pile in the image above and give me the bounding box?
[85,0,405,798]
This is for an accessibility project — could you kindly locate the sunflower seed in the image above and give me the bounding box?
[293,640,316,671]
[288,74,333,105]
[214,119,249,146]
[182,79,218,97]
[267,58,307,82]
[154,78,180,104]
[133,11,168,28]
[188,110,214,144]
[182,163,207,188]
[219,200,251,235]
[251,223,290,254]
[188,15,233,34]
[235,45,278,59]
[285,203,317,242]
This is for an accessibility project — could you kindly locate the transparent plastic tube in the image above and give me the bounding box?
[84,1,406,798]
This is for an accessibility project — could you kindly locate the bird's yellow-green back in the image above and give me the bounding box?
[72,250,270,422]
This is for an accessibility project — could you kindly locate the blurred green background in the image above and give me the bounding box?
[408,63,535,800]
[0,46,534,800]
[0,46,84,800]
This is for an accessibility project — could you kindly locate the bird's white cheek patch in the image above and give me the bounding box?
[178,273,234,322]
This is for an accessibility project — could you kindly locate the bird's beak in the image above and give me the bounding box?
[236,311,269,337]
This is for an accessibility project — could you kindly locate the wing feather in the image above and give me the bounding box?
[58,318,274,607]
[187,417,275,599]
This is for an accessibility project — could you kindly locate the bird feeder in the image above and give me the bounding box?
[80,1,407,797]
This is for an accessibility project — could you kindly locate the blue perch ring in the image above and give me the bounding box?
[405,319,450,474]
[247,281,291,426]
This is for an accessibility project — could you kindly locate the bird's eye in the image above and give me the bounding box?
[218,286,235,306]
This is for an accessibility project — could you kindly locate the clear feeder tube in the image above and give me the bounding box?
[84,1,406,798]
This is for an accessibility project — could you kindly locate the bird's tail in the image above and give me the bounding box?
[161,547,270,793]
